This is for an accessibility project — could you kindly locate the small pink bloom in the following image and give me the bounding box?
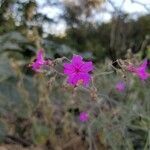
[31,49,45,72]
[79,112,89,122]
[64,55,94,86]
[127,60,150,80]
[115,81,126,92]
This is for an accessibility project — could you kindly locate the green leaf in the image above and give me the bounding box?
[0,57,15,81]
[0,31,27,52]
[0,31,27,44]
[0,79,30,118]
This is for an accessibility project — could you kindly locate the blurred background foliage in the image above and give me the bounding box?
[0,0,150,149]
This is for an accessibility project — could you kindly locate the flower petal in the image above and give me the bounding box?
[80,61,93,73]
[67,74,77,85]
[36,49,45,64]
[128,59,150,80]
[134,59,150,80]
[139,59,147,69]
[64,63,75,74]
[79,73,91,86]
[31,49,45,72]
[72,55,83,66]
[32,63,42,72]
[67,73,91,86]
[135,71,150,80]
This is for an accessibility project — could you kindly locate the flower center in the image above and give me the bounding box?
[77,79,83,85]
[75,67,81,73]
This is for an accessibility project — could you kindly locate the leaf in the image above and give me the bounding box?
[22,76,38,106]
[0,79,30,118]
[0,57,15,82]
[1,41,22,51]
[0,31,27,43]
[0,31,27,52]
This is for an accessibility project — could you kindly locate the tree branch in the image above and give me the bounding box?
[131,0,150,12]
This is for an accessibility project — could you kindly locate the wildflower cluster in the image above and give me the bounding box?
[30,49,150,122]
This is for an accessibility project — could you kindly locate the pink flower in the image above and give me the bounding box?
[31,49,45,72]
[127,60,150,80]
[115,81,126,92]
[64,55,94,86]
[79,112,89,122]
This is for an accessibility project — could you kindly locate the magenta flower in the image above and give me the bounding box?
[115,81,126,92]
[31,49,45,72]
[64,55,94,86]
[127,60,150,80]
[79,112,89,122]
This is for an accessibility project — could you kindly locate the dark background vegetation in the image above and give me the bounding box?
[0,0,149,149]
